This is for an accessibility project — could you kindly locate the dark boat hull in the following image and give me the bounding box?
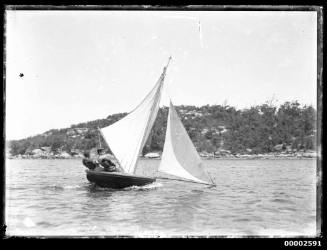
[86,170,156,189]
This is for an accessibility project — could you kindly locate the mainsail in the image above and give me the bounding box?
[158,101,213,185]
[101,58,171,174]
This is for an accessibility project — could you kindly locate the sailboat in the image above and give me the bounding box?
[85,57,215,189]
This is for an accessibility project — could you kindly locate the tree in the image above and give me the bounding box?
[50,136,66,153]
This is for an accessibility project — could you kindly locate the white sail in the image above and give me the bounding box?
[159,101,212,185]
[100,63,169,174]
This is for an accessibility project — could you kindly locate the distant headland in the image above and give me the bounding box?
[6,101,318,160]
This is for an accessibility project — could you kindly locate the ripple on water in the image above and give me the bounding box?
[257,204,280,213]
[233,218,251,222]
[279,206,297,212]
[270,198,295,205]
[191,189,204,193]
[244,199,261,205]
[8,186,27,191]
[37,221,57,228]
[43,185,65,191]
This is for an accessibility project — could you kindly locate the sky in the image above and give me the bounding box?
[6,10,317,140]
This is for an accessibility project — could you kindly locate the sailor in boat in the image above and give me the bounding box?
[82,151,98,170]
[83,148,123,172]
[96,148,123,172]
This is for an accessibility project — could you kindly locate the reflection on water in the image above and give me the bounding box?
[5,159,317,237]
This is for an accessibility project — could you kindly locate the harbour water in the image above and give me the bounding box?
[5,158,318,237]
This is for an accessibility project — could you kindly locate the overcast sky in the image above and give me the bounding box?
[6,10,317,140]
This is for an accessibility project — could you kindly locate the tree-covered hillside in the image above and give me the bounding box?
[8,101,316,157]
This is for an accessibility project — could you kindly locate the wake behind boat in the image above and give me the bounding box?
[83,57,216,189]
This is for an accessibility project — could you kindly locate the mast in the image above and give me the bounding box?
[97,127,102,148]
[133,56,172,174]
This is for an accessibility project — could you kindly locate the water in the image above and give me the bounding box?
[5,159,318,237]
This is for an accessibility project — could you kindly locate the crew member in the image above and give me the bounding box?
[82,151,98,170]
[97,148,123,172]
